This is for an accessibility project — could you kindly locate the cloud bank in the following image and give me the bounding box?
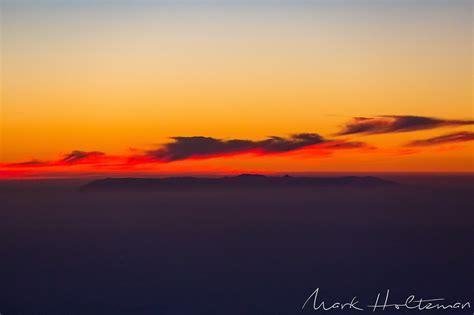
[1,115,472,179]
[142,133,356,162]
[2,134,367,170]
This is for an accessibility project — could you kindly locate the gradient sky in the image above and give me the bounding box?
[1,0,472,177]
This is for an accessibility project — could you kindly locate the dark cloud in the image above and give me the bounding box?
[337,115,474,135]
[61,151,105,164]
[405,131,474,147]
[145,134,328,162]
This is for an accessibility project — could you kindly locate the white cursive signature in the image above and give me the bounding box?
[302,288,471,312]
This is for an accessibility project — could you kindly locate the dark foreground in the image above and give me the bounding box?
[1,175,473,314]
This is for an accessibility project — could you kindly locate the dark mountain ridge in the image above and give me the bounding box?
[79,174,396,192]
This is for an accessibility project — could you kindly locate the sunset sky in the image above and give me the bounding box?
[1,0,472,178]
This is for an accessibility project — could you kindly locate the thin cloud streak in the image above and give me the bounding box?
[405,131,474,147]
[337,115,474,135]
[61,151,105,164]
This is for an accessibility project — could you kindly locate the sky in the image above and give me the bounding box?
[0,0,473,178]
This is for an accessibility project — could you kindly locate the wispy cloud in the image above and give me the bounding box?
[61,150,105,164]
[337,115,473,135]
[3,150,109,168]
[323,141,371,149]
[6,159,49,167]
[405,131,474,147]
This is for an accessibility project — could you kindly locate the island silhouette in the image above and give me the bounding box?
[79,174,396,192]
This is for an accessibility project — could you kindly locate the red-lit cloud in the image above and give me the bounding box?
[1,123,472,179]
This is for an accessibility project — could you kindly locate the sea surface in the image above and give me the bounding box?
[1,175,473,314]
